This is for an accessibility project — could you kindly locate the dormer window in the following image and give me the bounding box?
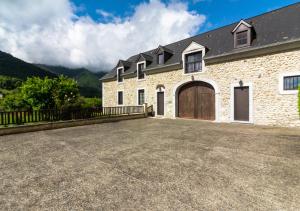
[115,60,131,83]
[117,67,123,83]
[236,31,248,46]
[154,45,173,65]
[182,41,206,75]
[185,52,202,73]
[137,62,145,80]
[232,20,252,48]
[158,53,164,65]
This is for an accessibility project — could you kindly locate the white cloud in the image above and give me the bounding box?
[0,0,206,71]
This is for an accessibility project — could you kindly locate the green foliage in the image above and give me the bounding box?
[0,91,29,111]
[20,77,56,110]
[0,76,22,90]
[52,76,80,108]
[18,76,80,110]
[0,75,102,111]
[80,97,102,108]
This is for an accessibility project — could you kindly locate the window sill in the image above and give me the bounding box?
[279,90,299,95]
[183,70,203,75]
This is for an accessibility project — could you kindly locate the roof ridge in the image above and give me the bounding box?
[125,2,300,62]
[164,2,300,48]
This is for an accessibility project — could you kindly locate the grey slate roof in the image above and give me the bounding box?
[101,3,300,81]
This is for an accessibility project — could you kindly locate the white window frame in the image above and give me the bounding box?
[156,87,166,117]
[117,90,124,106]
[137,88,146,106]
[182,42,206,75]
[230,82,253,124]
[117,67,124,83]
[279,72,300,95]
[136,61,146,81]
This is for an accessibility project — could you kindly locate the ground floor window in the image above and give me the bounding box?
[118,91,123,105]
[138,89,145,105]
[284,75,300,90]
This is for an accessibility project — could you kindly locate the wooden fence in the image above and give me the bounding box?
[0,106,145,126]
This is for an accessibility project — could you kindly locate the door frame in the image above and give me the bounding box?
[156,87,165,117]
[173,78,220,122]
[230,82,253,123]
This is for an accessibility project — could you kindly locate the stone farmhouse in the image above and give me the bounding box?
[101,3,300,127]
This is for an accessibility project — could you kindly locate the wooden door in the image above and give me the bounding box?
[196,85,215,120]
[178,82,215,120]
[234,86,249,121]
[178,83,196,118]
[157,92,164,115]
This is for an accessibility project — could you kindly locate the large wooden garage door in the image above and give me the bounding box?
[178,81,215,120]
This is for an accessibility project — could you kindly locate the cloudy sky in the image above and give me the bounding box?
[0,0,298,71]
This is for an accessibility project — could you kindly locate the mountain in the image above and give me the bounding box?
[0,50,107,98]
[0,51,57,79]
[37,65,107,98]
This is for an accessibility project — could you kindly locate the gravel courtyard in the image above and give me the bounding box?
[0,118,299,210]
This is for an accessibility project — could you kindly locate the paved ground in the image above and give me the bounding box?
[0,118,299,210]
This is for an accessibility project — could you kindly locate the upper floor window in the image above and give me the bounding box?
[137,63,145,80]
[284,75,300,90]
[185,52,202,73]
[158,53,164,65]
[117,68,123,83]
[118,91,123,105]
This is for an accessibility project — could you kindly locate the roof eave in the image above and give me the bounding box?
[205,38,300,64]
[145,63,182,74]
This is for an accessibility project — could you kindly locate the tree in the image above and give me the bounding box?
[18,76,80,110]
[0,91,29,111]
[52,76,80,109]
[0,76,22,90]
[20,77,55,110]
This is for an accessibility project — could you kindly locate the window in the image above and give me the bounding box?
[236,31,248,47]
[138,89,145,105]
[158,53,164,65]
[137,63,145,79]
[117,68,123,82]
[185,52,202,73]
[118,91,123,105]
[284,75,300,90]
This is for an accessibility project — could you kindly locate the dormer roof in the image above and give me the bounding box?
[117,60,131,68]
[232,20,252,33]
[154,45,173,54]
[136,53,153,62]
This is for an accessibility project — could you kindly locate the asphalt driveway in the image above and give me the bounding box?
[0,118,299,210]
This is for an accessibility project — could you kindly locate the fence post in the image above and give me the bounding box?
[144,103,148,117]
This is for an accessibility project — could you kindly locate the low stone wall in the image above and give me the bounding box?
[0,114,145,136]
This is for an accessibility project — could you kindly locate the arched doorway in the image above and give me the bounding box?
[177,81,215,120]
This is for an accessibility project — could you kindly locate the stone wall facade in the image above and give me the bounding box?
[103,49,300,127]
